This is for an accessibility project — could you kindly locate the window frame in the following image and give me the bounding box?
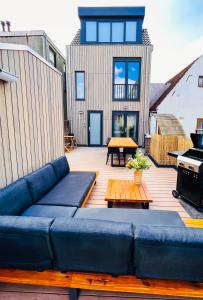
[112,57,141,102]
[49,47,56,67]
[198,76,203,88]
[75,71,85,101]
[85,19,137,44]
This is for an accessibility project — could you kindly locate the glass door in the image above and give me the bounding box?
[112,111,139,141]
[88,111,103,146]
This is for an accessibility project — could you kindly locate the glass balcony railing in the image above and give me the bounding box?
[113,83,140,100]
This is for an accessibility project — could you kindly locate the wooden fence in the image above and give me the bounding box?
[0,43,64,188]
[150,134,193,166]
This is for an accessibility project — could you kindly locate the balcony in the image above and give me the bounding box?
[113,83,140,100]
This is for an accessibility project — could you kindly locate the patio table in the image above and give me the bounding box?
[108,137,138,167]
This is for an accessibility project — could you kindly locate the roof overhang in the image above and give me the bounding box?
[78,6,145,18]
[0,68,18,82]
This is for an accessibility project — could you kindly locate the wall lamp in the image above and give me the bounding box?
[0,68,18,83]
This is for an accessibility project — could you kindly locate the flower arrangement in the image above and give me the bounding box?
[126,150,151,170]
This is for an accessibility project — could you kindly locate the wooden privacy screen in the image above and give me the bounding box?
[0,45,64,188]
[150,134,193,165]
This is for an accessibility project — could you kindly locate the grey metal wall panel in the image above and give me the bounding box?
[0,47,64,188]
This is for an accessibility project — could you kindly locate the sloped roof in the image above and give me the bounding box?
[155,114,185,136]
[70,28,151,46]
[150,83,170,109]
[150,57,199,111]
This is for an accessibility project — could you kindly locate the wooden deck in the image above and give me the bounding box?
[0,147,192,299]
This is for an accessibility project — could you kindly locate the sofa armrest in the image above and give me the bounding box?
[134,225,203,282]
[0,216,54,270]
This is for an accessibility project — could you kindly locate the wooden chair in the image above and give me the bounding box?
[64,136,71,152]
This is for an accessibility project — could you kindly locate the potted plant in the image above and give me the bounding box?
[126,150,151,184]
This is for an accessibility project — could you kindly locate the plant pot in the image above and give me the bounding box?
[134,170,143,184]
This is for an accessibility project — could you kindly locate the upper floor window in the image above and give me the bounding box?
[113,58,141,101]
[75,71,85,100]
[85,20,137,43]
[49,47,56,67]
[198,76,203,87]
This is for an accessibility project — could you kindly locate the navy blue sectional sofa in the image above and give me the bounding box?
[0,156,203,283]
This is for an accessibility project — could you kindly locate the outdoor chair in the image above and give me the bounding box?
[106,137,121,165]
[123,147,137,163]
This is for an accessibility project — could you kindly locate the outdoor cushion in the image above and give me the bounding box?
[25,164,57,203]
[74,208,185,227]
[22,205,77,218]
[0,179,32,216]
[50,218,133,274]
[37,171,96,207]
[51,156,70,182]
[134,225,203,282]
[0,216,54,270]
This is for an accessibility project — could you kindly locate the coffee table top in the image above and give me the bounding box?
[105,179,153,203]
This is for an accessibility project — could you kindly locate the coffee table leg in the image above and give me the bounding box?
[142,203,149,209]
[108,201,113,208]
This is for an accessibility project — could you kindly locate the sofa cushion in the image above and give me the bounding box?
[37,171,96,207]
[51,156,70,182]
[25,165,57,203]
[0,179,32,216]
[50,218,133,274]
[74,208,185,227]
[0,216,54,270]
[22,205,77,218]
[134,225,203,282]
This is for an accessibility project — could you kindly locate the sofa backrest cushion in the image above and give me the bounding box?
[51,156,70,181]
[0,179,32,216]
[25,165,57,203]
[50,218,133,274]
[134,225,203,282]
[0,216,54,270]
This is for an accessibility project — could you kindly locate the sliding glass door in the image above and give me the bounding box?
[112,111,139,141]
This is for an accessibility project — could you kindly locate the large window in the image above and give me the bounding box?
[113,58,141,101]
[75,71,85,100]
[85,20,137,43]
[86,21,97,42]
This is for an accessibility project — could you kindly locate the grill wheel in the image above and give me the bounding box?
[172,190,180,198]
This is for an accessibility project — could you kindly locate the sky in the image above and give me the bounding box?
[1,0,203,82]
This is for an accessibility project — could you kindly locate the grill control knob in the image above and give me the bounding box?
[188,166,194,171]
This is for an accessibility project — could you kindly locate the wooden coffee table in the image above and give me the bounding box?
[105,179,153,209]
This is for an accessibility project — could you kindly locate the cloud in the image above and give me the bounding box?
[115,66,124,76]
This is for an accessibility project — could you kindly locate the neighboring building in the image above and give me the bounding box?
[0,30,67,120]
[66,7,153,146]
[150,56,203,137]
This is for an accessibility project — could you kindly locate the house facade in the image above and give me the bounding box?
[150,56,203,137]
[0,30,67,120]
[66,7,153,146]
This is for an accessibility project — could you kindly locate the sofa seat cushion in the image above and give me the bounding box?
[51,156,70,182]
[25,165,57,203]
[0,179,32,216]
[0,216,54,270]
[134,225,203,282]
[22,205,77,218]
[74,208,185,227]
[50,218,133,274]
[37,172,96,208]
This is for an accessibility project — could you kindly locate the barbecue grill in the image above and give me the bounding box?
[172,133,203,210]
